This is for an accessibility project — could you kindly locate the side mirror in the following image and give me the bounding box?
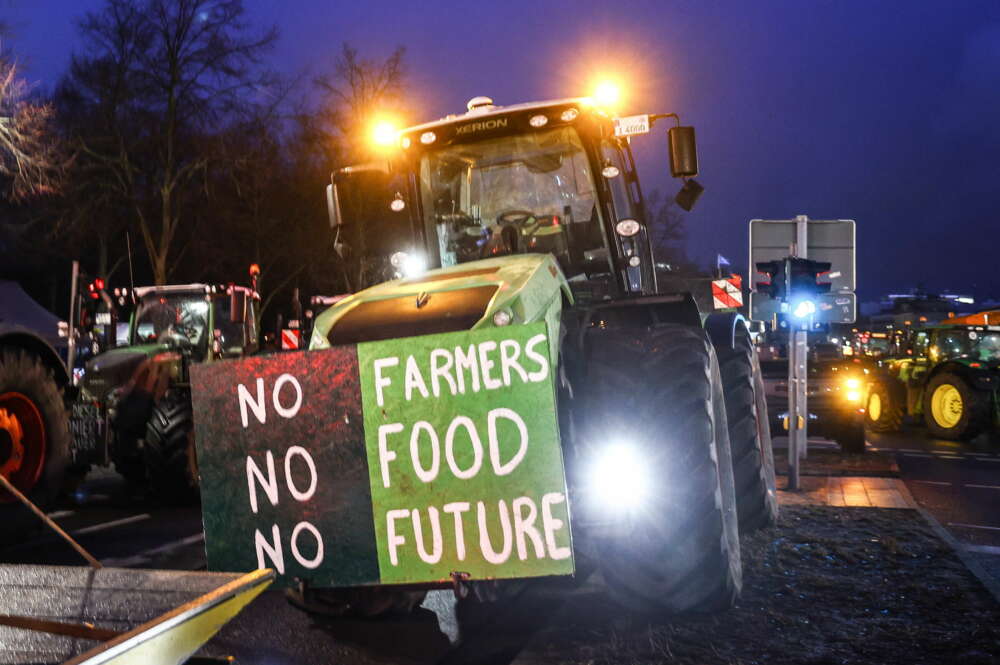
[326,183,342,228]
[675,178,704,212]
[667,126,698,178]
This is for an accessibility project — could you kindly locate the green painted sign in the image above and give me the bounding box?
[358,323,573,583]
[191,323,573,587]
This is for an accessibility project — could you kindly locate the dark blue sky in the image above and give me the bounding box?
[5,0,1000,301]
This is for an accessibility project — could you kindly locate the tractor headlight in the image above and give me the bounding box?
[588,443,650,511]
[843,377,861,402]
[492,309,513,326]
[389,251,425,278]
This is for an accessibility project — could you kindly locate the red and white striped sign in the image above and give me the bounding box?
[281,329,302,350]
[712,275,744,309]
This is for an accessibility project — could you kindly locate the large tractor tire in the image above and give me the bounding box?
[715,326,778,534]
[143,391,199,502]
[865,380,903,433]
[922,373,990,440]
[833,421,866,454]
[0,349,70,544]
[577,324,741,614]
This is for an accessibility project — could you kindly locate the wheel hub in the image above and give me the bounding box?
[0,393,47,502]
[931,384,963,429]
[868,392,882,421]
[0,408,25,478]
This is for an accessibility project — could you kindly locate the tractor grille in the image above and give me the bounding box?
[327,285,499,346]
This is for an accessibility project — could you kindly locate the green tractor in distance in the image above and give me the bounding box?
[309,94,777,613]
[866,320,1000,440]
[72,277,260,499]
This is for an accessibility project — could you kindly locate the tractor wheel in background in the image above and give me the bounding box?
[922,373,990,440]
[0,350,70,544]
[578,324,741,614]
[143,391,199,502]
[865,380,903,433]
[715,325,778,534]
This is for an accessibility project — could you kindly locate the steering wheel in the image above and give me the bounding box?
[496,209,536,227]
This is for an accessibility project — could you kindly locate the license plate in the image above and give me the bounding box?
[70,403,101,454]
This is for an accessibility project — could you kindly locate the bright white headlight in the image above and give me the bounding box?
[589,443,650,510]
[390,251,425,278]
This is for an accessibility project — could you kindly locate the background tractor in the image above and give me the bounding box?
[304,92,777,614]
[866,319,1000,440]
[71,279,261,499]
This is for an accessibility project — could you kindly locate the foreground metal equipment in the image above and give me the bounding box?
[0,566,272,665]
[193,92,777,615]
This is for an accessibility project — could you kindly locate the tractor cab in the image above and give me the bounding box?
[129,284,260,361]
[327,96,700,303]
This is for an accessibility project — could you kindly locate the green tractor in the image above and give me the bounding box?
[866,322,1000,440]
[304,94,777,613]
[71,278,260,498]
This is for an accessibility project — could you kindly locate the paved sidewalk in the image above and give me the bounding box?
[777,475,917,508]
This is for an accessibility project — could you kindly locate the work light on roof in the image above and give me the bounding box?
[529,114,549,128]
[420,131,437,145]
[592,80,622,108]
[560,108,579,122]
[370,120,399,148]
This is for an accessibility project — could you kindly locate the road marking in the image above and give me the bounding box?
[966,484,1000,490]
[913,480,951,486]
[101,533,205,567]
[963,544,1000,555]
[901,452,934,458]
[933,455,963,460]
[45,510,75,520]
[72,514,151,535]
[980,458,1000,463]
[948,522,1000,532]
[899,448,926,453]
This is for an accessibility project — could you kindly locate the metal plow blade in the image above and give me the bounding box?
[0,565,272,665]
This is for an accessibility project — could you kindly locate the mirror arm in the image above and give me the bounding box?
[649,112,681,128]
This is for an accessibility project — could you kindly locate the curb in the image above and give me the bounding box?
[912,504,1000,605]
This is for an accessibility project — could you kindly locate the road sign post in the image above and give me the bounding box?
[749,216,858,490]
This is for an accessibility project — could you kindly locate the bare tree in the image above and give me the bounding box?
[314,43,407,164]
[0,54,68,199]
[61,0,276,284]
[646,188,693,271]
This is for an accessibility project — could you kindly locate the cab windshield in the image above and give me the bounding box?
[133,294,210,348]
[418,126,606,278]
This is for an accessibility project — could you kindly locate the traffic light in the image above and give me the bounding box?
[755,260,787,300]
[788,258,831,297]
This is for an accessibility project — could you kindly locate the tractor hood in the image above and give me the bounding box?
[310,254,571,352]
[81,344,166,402]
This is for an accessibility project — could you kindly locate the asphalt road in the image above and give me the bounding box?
[3,427,998,664]
[867,427,1000,552]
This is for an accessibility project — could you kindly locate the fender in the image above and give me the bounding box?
[927,360,997,392]
[0,325,70,386]
[704,311,749,353]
